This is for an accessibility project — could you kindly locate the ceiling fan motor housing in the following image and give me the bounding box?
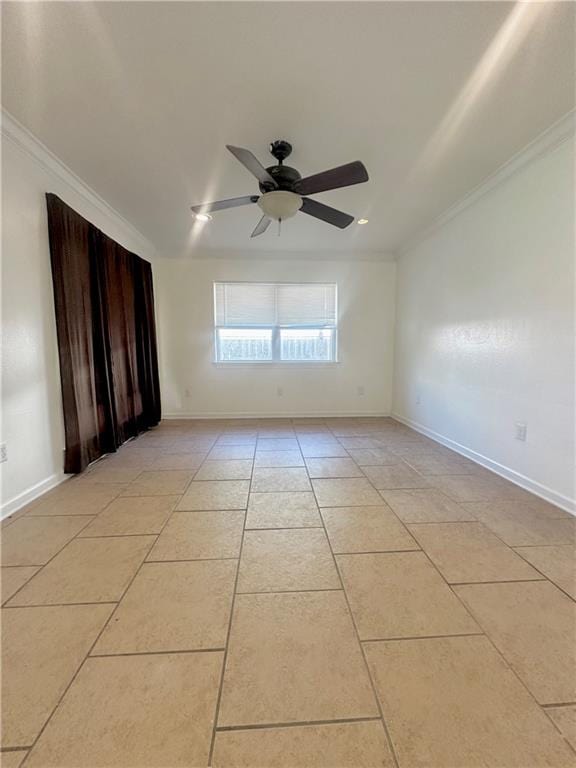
[257,139,302,192]
[260,164,301,193]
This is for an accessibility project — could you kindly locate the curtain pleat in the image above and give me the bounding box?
[46,194,161,473]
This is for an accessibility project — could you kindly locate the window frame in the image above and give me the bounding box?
[213,281,339,365]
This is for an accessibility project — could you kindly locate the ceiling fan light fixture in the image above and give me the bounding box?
[357,218,369,225]
[258,190,302,221]
[193,212,213,222]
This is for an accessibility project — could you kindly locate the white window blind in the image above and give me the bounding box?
[214,282,338,362]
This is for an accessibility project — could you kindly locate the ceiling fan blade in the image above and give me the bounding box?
[191,195,258,214]
[299,198,354,229]
[226,145,278,188]
[250,215,271,238]
[295,161,368,196]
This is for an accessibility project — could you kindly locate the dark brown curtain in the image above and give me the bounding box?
[46,194,161,473]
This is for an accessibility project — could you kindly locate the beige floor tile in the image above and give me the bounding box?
[254,450,305,467]
[322,506,418,553]
[177,480,250,510]
[547,706,576,751]
[149,452,207,470]
[514,545,576,598]
[364,635,574,768]
[338,551,478,640]
[207,445,255,460]
[1,516,92,566]
[256,438,300,451]
[312,478,383,507]
[77,495,178,537]
[455,581,576,704]
[237,529,340,593]
[408,522,542,583]
[347,448,399,466]
[465,503,576,546]
[194,460,253,481]
[299,442,350,458]
[522,498,574,520]
[212,721,394,768]
[257,428,296,438]
[245,492,321,529]
[148,511,244,560]
[216,435,257,446]
[101,452,156,470]
[251,467,312,493]
[380,489,476,523]
[433,474,534,502]
[1,604,113,747]
[81,464,143,484]
[25,652,223,768]
[121,470,193,496]
[218,591,378,726]
[9,536,154,605]
[462,496,572,521]
[339,437,382,449]
[93,560,236,654]
[403,453,480,475]
[0,751,28,768]
[27,483,126,515]
[362,464,431,490]
[2,566,39,603]
[305,457,364,478]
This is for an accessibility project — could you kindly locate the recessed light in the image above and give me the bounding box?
[357,218,369,225]
[193,212,212,222]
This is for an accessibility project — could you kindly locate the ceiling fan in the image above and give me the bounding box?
[190,140,369,238]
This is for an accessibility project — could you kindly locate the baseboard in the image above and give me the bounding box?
[162,411,391,420]
[1,472,69,520]
[392,413,575,516]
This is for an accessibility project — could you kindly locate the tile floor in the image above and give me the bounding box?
[1,417,575,768]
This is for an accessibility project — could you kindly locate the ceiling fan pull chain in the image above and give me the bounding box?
[278,219,281,237]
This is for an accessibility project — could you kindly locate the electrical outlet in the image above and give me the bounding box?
[515,422,527,442]
[277,387,283,397]
[357,386,365,396]
[0,443,7,463]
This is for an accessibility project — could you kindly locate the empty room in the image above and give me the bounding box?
[1,1,575,766]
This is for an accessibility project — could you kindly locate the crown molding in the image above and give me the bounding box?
[397,109,575,258]
[1,109,155,254]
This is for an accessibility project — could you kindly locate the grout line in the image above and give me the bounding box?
[17,490,183,765]
[506,548,576,604]
[4,601,119,609]
[333,549,422,556]
[236,588,343,596]
[362,632,484,643]
[90,648,225,658]
[215,715,383,733]
[412,531,570,721]
[310,468,401,768]
[2,512,107,603]
[541,702,576,709]
[145,557,239,564]
[244,525,324,531]
[449,578,547,586]
[206,454,252,765]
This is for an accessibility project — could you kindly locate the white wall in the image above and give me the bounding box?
[393,134,575,510]
[1,117,156,515]
[156,257,396,418]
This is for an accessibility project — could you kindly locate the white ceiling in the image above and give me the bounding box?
[2,1,574,257]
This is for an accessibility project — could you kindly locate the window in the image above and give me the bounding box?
[214,282,338,363]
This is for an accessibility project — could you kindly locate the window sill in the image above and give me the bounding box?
[212,361,341,368]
